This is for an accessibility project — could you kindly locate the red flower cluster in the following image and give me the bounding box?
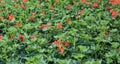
[56,23,62,29]
[53,39,69,54]
[0,35,3,40]
[49,4,54,9]
[14,22,21,27]
[23,0,28,2]
[20,3,25,9]
[81,0,86,3]
[30,36,35,39]
[18,35,24,42]
[40,23,52,29]
[110,9,119,18]
[8,14,14,22]
[0,16,4,21]
[92,3,99,8]
[28,16,34,21]
[109,0,120,5]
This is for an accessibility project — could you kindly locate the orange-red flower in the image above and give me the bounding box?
[81,0,86,3]
[54,0,59,4]
[20,3,25,9]
[105,7,111,11]
[40,11,45,15]
[14,4,18,8]
[8,14,14,22]
[0,16,4,21]
[28,16,34,21]
[92,3,98,7]
[30,36,35,39]
[40,24,47,29]
[14,0,16,2]
[23,0,28,2]
[66,18,71,23]
[110,10,119,18]
[18,35,24,42]
[64,40,69,47]
[49,4,54,9]
[57,23,62,29]
[66,5,71,10]
[0,35,3,40]
[109,0,120,5]
[57,46,64,54]
[73,1,77,5]
[37,4,41,7]
[14,22,21,27]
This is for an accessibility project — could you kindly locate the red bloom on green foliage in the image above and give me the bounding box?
[57,46,64,54]
[110,10,119,18]
[64,40,69,47]
[0,35,3,40]
[20,3,25,9]
[92,3,98,7]
[109,0,120,5]
[18,35,24,42]
[28,16,34,21]
[23,0,28,2]
[57,23,62,29]
[66,5,71,10]
[0,17,4,21]
[49,4,54,9]
[14,22,21,27]
[40,24,47,29]
[30,36,35,39]
[86,2,92,5]
[8,14,14,22]
[14,4,18,8]
[81,0,86,3]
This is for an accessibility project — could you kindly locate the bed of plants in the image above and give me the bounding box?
[0,0,120,64]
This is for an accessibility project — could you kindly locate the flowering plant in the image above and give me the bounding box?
[0,0,120,64]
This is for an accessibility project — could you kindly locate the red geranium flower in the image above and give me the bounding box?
[86,2,92,5]
[81,0,86,3]
[37,4,41,7]
[30,36,35,39]
[8,14,14,22]
[40,11,45,15]
[14,4,18,8]
[28,16,34,21]
[0,35,3,40]
[92,3,98,7]
[109,0,120,5]
[57,23,62,29]
[64,40,69,47]
[0,16,4,21]
[23,0,28,2]
[66,5,71,10]
[66,18,71,23]
[73,1,77,5]
[40,24,47,29]
[20,3,25,9]
[111,10,118,18]
[49,4,54,9]
[18,35,24,42]
[57,46,64,54]
[14,22,21,27]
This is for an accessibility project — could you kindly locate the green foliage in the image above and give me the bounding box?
[0,0,120,64]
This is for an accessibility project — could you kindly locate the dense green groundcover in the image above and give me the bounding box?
[0,0,120,64]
